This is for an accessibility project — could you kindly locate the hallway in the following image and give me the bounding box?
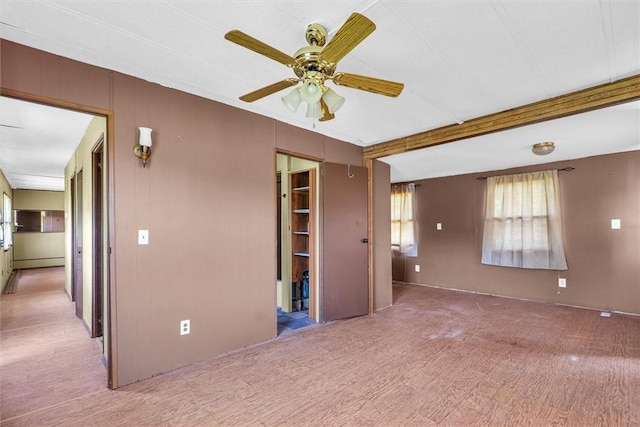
[0,267,106,422]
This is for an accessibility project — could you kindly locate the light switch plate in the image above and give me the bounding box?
[138,229,149,245]
[611,219,621,229]
[436,223,442,230]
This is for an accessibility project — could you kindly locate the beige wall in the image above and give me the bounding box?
[64,116,107,330]
[13,189,64,210]
[12,233,65,269]
[12,190,65,269]
[394,151,640,315]
[1,40,380,388]
[0,170,13,292]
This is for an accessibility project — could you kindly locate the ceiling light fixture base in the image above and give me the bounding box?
[532,141,555,156]
[305,23,327,47]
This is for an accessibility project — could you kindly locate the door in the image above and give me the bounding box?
[92,141,104,338]
[276,172,282,281]
[72,170,84,319]
[322,162,368,322]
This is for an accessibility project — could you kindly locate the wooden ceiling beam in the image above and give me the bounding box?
[364,73,640,160]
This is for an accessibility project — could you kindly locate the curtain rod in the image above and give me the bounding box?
[392,183,422,187]
[476,166,575,181]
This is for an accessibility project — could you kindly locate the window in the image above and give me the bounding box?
[391,183,417,256]
[481,170,567,270]
[3,193,13,251]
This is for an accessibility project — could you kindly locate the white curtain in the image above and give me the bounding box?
[481,170,567,270]
[3,193,12,251]
[391,183,417,256]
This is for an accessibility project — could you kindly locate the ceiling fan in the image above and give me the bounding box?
[224,12,404,121]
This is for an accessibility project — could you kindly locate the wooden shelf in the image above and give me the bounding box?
[290,169,314,313]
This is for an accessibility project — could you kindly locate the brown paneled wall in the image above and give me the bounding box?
[394,150,640,315]
[1,40,372,387]
[372,160,393,310]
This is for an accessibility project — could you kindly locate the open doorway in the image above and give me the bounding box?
[275,155,371,333]
[0,94,112,386]
[276,153,319,335]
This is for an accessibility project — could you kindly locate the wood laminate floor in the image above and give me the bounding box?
[1,268,639,426]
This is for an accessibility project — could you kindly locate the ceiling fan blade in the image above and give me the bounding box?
[225,30,297,67]
[333,73,404,97]
[239,79,299,102]
[321,13,376,65]
[319,99,335,122]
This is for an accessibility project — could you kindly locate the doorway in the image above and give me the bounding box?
[276,154,371,333]
[0,94,113,387]
[276,154,319,335]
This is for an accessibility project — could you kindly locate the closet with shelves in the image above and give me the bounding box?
[290,169,315,313]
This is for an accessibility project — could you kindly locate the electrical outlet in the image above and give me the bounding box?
[558,278,566,288]
[180,319,190,335]
[611,219,621,229]
[415,264,420,272]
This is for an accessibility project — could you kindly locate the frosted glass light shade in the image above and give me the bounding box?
[305,102,323,119]
[532,141,555,155]
[322,88,345,113]
[281,88,302,112]
[139,127,153,147]
[299,79,323,103]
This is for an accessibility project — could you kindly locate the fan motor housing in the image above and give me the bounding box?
[293,23,335,79]
[293,46,335,79]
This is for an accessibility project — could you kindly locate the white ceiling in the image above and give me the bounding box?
[0,96,94,191]
[385,99,640,182]
[0,0,638,188]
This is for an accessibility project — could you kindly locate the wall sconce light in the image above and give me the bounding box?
[134,127,153,167]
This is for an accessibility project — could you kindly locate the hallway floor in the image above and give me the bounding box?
[0,267,106,423]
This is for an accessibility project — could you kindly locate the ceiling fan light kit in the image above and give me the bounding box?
[225,12,404,121]
[282,88,303,112]
[532,141,556,156]
[300,77,324,103]
[322,88,345,113]
[306,101,323,119]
